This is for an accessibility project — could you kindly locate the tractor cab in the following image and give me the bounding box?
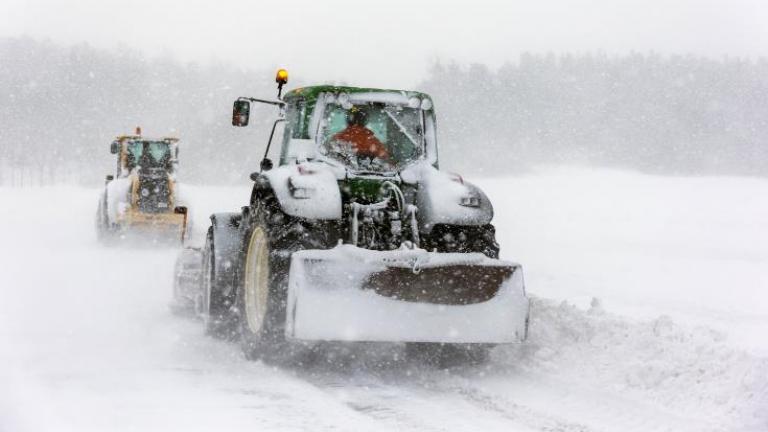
[279,87,438,174]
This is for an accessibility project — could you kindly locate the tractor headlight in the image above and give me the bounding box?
[291,187,314,199]
[288,177,315,199]
[459,195,480,207]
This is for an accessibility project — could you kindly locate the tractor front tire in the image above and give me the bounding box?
[237,194,335,361]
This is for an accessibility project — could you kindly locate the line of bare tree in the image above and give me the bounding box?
[425,54,768,176]
[1,37,766,186]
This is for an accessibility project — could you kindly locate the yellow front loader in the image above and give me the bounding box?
[96,127,189,244]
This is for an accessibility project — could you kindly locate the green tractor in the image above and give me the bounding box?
[175,70,528,363]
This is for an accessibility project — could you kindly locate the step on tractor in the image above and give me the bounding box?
[174,70,529,364]
[96,128,189,244]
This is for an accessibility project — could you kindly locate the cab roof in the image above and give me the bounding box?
[115,135,179,143]
[282,86,432,106]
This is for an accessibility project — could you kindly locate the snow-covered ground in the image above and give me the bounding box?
[0,168,766,432]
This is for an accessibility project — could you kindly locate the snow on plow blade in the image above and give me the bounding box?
[285,245,529,344]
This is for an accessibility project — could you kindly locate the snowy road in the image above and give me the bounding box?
[1,169,766,431]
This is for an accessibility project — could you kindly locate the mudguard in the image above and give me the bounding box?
[209,212,243,298]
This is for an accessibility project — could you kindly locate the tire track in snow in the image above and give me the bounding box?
[443,384,592,432]
[432,371,710,432]
[287,350,594,432]
[296,368,453,432]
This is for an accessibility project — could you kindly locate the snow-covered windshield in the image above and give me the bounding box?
[319,101,425,172]
[125,141,172,170]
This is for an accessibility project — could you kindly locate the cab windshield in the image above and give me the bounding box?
[125,141,172,170]
[319,101,425,172]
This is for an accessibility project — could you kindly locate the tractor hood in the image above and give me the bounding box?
[263,161,493,230]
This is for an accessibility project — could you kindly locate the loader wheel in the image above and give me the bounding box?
[200,227,237,339]
[97,221,117,245]
[95,198,115,245]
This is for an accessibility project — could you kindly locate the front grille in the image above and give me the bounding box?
[136,177,171,213]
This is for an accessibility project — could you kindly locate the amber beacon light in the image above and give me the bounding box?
[276,68,289,98]
[276,69,289,84]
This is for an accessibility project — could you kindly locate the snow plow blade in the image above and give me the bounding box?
[285,245,529,344]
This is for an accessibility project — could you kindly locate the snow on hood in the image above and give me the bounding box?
[401,161,494,230]
[262,162,343,220]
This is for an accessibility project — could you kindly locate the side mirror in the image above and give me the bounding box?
[110,141,120,154]
[232,100,251,127]
[260,158,273,172]
[105,174,114,182]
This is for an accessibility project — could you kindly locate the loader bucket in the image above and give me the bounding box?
[285,245,529,344]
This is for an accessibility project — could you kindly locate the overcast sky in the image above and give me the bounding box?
[1,0,767,88]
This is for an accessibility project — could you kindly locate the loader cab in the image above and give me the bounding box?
[111,135,179,179]
[107,134,182,217]
[278,87,439,172]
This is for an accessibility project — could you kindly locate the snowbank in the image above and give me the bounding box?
[478,167,768,355]
[493,297,768,431]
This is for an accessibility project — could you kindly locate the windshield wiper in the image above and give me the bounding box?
[385,110,422,148]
